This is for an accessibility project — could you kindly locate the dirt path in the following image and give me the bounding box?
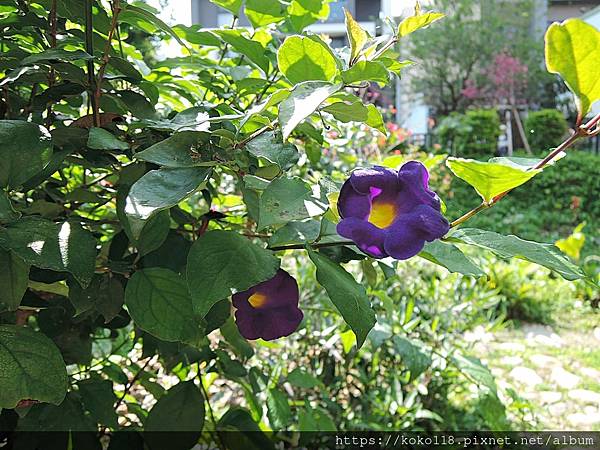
[468,324,600,430]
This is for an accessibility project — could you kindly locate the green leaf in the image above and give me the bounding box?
[124,167,211,238]
[68,274,124,322]
[21,49,93,65]
[366,104,386,133]
[107,56,143,82]
[450,228,586,281]
[452,353,497,394]
[393,336,432,381]
[266,388,291,430]
[322,99,369,123]
[87,127,129,151]
[420,241,484,277]
[218,407,275,450]
[214,29,270,74]
[220,317,254,358]
[135,132,212,168]
[279,81,342,140]
[125,268,206,345]
[0,249,29,310]
[287,367,321,388]
[145,381,205,450]
[245,132,299,171]
[0,324,68,408]
[0,191,20,223]
[136,210,170,257]
[278,35,339,85]
[121,4,191,54]
[245,0,285,27]
[342,60,390,86]
[258,177,326,230]
[0,120,53,189]
[78,377,119,428]
[186,230,280,316]
[344,8,369,63]
[446,157,541,203]
[398,7,444,37]
[210,0,243,15]
[307,248,376,348]
[0,217,97,287]
[545,19,600,117]
[268,219,321,248]
[287,0,329,32]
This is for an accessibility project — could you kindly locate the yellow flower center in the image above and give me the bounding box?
[368,201,397,229]
[248,292,268,309]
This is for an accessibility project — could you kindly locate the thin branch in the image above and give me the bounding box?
[45,0,57,127]
[198,364,226,450]
[450,112,600,228]
[268,240,355,251]
[94,0,122,127]
[234,122,275,149]
[84,0,98,126]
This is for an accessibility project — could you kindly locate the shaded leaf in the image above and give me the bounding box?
[87,127,129,151]
[186,230,280,316]
[245,132,299,171]
[0,217,97,287]
[279,81,341,140]
[307,248,376,348]
[258,177,326,230]
[0,120,53,189]
[451,228,585,281]
[0,249,29,310]
[0,325,68,408]
[420,241,484,277]
[125,268,205,345]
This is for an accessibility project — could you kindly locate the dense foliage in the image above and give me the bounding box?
[524,108,569,152]
[0,0,599,446]
[435,109,501,158]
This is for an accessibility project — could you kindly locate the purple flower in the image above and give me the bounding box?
[336,161,449,260]
[232,269,303,341]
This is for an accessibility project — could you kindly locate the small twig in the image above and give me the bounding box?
[198,364,226,450]
[234,122,275,149]
[45,0,57,127]
[114,356,153,411]
[84,0,98,126]
[268,240,355,251]
[94,0,122,127]
[450,112,600,228]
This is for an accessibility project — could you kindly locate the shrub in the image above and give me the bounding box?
[524,109,568,152]
[436,109,501,158]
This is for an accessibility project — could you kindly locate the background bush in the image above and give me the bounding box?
[436,109,501,158]
[525,109,569,152]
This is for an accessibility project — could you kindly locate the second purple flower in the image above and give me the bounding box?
[336,161,449,260]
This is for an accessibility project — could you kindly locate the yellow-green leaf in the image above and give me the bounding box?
[398,2,444,37]
[344,8,368,63]
[446,157,541,203]
[545,19,600,118]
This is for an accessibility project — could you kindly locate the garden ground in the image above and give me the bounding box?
[471,313,600,430]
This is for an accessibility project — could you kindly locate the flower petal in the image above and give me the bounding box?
[337,180,370,220]
[337,217,388,258]
[235,307,303,341]
[384,204,449,260]
[348,166,399,197]
[397,161,441,211]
